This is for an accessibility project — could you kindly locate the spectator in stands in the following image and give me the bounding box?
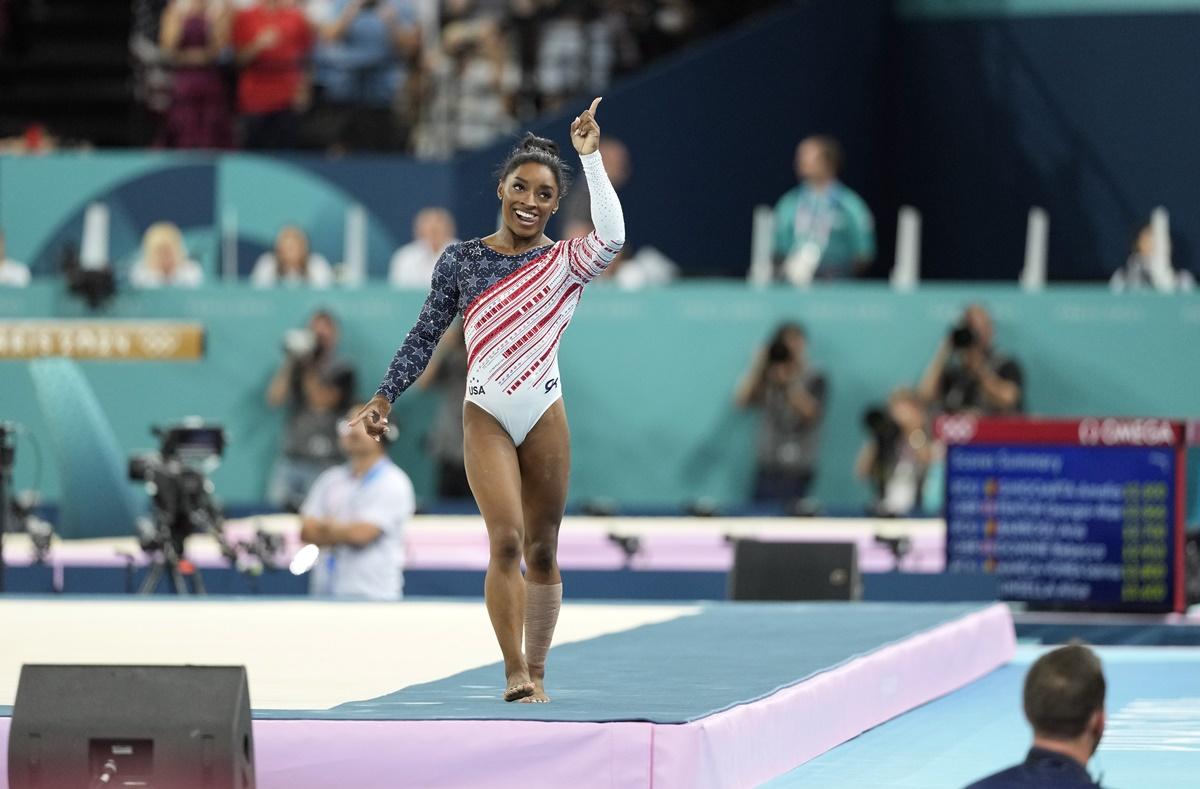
[250,225,335,287]
[532,1,592,112]
[440,17,520,151]
[232,0,315,149]
[389,207,457,288]
[1110,220,1195,293]
[159,0,234,149]
[918,304,1024,416]
[965,644,1105,789]
[772,135,874,283]
[855,388,932,516]
[415,320,471,499]
[621,0,695,63]
[735,322,827,509]
[306,0,421,152]
[266,308,358,510]
[0,228,31,287]
[0,123,64,155]
[300,401,415,600]
[129,221,205,288]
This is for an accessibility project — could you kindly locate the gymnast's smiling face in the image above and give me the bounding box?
[497,162,559,242]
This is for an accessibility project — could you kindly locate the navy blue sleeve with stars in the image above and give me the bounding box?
[375,245,462,403]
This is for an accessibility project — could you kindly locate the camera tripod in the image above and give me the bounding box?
[137,526,207,596]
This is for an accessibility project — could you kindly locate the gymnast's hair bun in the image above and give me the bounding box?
[497,131,572,194]
[519,132,560,158]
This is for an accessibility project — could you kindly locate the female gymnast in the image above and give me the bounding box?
[351,97,624,703]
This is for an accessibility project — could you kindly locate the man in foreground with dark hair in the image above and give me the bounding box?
[966,644,1106,788]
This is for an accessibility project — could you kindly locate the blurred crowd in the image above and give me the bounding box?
[125,0,771,155]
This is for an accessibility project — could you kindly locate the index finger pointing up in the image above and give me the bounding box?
[588,96,602,117]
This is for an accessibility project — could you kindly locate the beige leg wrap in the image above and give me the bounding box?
[523,581,562,674]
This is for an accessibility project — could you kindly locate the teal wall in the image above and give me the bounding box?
[1,283,1197,512]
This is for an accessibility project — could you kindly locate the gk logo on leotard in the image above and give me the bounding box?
[544,378,559,394]
[469,385,486,395]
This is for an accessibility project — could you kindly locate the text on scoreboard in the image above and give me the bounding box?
[940,417,1186,613]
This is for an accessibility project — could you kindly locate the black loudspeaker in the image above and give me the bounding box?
[728,540,861,601]
[8,665,255,789]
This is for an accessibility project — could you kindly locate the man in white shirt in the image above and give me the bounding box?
[389,207,456,289]
[299,402,415,600]
[0,229,32,287]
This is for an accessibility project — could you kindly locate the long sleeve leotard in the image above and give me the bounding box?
[375,150,625,403]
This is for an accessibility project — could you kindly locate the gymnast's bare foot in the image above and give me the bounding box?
[520,671,550,703]
[504,666,535,702]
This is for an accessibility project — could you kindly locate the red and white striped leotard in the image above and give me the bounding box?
[376,150,625,444]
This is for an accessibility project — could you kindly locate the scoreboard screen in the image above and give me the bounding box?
[940,417,1187,613]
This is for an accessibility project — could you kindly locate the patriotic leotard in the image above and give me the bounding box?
[376,150,625,444]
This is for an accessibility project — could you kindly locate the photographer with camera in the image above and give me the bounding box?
[918,304,1024,417]
[735,322,827,508]
[265,309,357,510]
[299,402,414,600]
[855,388,933,516]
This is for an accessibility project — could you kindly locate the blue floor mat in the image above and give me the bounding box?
[255,601,991,723]
[766,645,1200,789]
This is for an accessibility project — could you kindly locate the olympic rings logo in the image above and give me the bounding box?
[939,416,977,445]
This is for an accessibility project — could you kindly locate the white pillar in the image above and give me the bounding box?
[747,204,774,287]
[342,203,367,286]
[79,202,109,270]
[1148,206,1175,292]
[890,205,921,291]
[1020,206,1048,291]
[221,206,238,283]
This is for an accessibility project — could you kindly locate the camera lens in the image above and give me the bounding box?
[951,325,975,349]
[767,338,791,364]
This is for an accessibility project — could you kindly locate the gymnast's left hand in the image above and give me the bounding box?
[570,97,602,156]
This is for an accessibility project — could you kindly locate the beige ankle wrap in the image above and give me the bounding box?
[523,581,562,673]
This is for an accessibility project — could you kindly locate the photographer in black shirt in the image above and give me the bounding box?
[265,309,357,510]
[918,304,1024,416]
[735,322,827,508]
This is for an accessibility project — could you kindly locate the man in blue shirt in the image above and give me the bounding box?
[772,135,875,282]
[966,644,1105,788]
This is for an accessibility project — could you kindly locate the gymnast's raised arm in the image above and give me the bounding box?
[567,97,626,283]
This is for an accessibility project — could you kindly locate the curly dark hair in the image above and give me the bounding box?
[495,132,573,197]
